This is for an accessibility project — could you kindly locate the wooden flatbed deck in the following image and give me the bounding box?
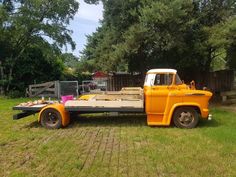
[13,87,144,119]
[65,87,144,112]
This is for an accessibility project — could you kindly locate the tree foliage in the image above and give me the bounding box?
[82,0,236,74]
[0,0,79,94]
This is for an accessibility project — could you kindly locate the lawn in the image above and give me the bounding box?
[0,97,236,177]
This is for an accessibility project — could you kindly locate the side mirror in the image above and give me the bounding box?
[190,80,196,90]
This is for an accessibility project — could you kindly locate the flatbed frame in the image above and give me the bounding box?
[13,104,48,120]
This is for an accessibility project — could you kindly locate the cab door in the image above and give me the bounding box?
[151,73,173,115]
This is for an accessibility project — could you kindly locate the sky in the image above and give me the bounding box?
[66,0,103,57]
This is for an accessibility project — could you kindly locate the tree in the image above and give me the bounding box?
[61,53,79,69]
[0,0,79,93]
[11,41,65,93]
[81,0,236,75]
[81,0,143,72]
[209,17,236,69]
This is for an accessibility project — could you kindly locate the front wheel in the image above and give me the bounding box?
[40,108,62,129]
[173,107,199,128]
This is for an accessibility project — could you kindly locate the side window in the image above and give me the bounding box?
[154,74,173,86]
[175,74,182,85]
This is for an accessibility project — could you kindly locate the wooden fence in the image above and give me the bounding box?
[107,73,144,91]
[27,70,234,98]
[107,70,235,93]
[205,70,234,93]
[182,70,235,93]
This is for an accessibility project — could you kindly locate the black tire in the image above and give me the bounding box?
[173,107,199,128]
[40,108,62,129]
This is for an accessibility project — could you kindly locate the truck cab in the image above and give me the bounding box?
[144,69,212,128]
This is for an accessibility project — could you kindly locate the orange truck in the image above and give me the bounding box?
[13,69,212,129]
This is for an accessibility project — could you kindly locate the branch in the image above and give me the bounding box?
[13,1,52,58]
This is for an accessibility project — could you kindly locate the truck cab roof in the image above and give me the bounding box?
[147,69,177,74]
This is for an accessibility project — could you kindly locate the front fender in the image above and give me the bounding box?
[167,102,202,124]
[39,104,70,127]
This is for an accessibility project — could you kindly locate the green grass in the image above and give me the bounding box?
[0,97,236,177]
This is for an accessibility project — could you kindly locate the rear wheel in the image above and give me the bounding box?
[173,107,199,128]
[40,108,62,129]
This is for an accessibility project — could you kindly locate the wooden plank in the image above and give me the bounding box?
[222,96,227,102]
[228,95,236,99]
[220,90,236,96]
[222,98,236,105]
[37,94,57,97]
[65,106,144,113]
[55,80,60,98]
[93,94,142,101]
[30,88,56,92]
[29,81,55,88]
[65,100,144,108]
[121,87,142,91]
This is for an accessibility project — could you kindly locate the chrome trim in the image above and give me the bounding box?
[185,93,205,96]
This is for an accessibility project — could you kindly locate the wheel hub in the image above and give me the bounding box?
[46,112,59,125]
[179,111,194,125]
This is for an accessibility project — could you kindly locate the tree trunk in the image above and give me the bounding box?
[5,47,27,93]
[0,61,4,95]
[204,47,213,72]
[6,67,13,92]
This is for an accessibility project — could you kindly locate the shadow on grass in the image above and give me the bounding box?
[198,118,219,128]
[22,114,148,129]
[69,113,148,128]
[22,114,219,129]
[70,114,220,129]
[23,120,42,129]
